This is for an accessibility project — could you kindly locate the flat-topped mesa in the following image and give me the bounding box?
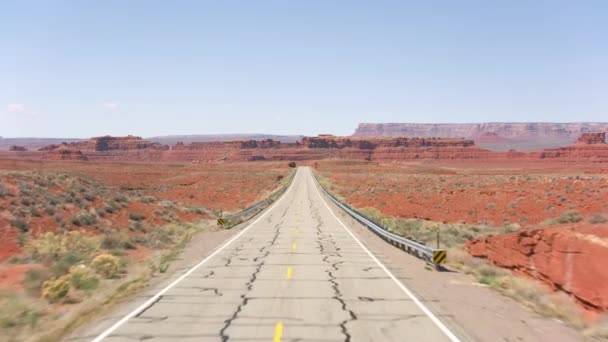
[86,135,167,151]
[353,122,608,139]
[576,132,606,145]
[301,135,475,149]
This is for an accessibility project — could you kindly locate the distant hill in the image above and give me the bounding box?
[352,122,608,151]
[147,134,304,145]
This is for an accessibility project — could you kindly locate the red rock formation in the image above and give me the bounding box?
[39,136,168,152]
[24,133,608,163]
[44,147,88,161]
[577,132,606,145]
[467,224,608,312]
[8,145,27,151]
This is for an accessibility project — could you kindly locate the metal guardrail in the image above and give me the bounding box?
[313,173,447,267]
[219,170,296,227]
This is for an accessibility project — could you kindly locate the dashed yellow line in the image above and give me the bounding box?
[273,321,283,342]
[294,228,298,236]
[291,242,297,251]
[286,266,292,279]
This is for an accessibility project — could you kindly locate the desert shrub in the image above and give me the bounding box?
[113,194,128,203]
[44,206,55,216]
[12,219,29,233]
[83,193,95,202]
[62,231,100,256]
[104,202,119,213]
[23,268,53,297]
[140,196,156,203]
[128,221,146,232]
[96,208,106,217]
[544,210,583,225]
[128,213,146,221]
[67,265,99,290]
[288,161,296,168]
[41,276,70,303]
[30,207,40,217]
[26,232,99,266]
[589,214,608,224]
[71,213,97,226]
[101,232,135,250]
[91,254,123,278]
[20,198,32,206]
[50,252,85,277]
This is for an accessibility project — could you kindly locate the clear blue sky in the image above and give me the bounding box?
[1,1,606,138]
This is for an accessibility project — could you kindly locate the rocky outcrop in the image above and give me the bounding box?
[577,133,606,145]
[467,225,608,312]
[44,148,88,161]
[353,122,608,139]
[8,145,27,151]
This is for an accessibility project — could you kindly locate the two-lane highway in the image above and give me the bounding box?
[82,167,460,341]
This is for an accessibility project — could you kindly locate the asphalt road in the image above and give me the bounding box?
[86,167,460,342]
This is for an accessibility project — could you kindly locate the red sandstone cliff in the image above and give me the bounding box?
[467,224,608,312]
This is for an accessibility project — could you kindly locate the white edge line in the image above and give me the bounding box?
[90,170,299,342]
[310,168,462,342]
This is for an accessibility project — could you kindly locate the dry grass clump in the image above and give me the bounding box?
[360,207,517,248]
[544,210,583,225]
[0,294,43,334]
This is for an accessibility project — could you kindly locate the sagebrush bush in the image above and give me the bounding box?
[101,232,135,250]
[91,254,123,279]
[128,213,146,221]
[26,231,100,265]
[589,214,608,224]
[544,210,583,225]
[71,213,97,226]
[11,219,29,233]
[68,265,99,290]
[41,276,70,303]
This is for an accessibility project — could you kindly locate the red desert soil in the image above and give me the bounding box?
[0,159,291,263]
[316,159,608,314]
[316,160,608,226]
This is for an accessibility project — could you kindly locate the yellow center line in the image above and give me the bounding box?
[294,228,298,236]
[273,321,283,342]
[291,242,297,251]
[286,266,292,279]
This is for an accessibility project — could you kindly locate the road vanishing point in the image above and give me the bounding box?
[80,167,462,342]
